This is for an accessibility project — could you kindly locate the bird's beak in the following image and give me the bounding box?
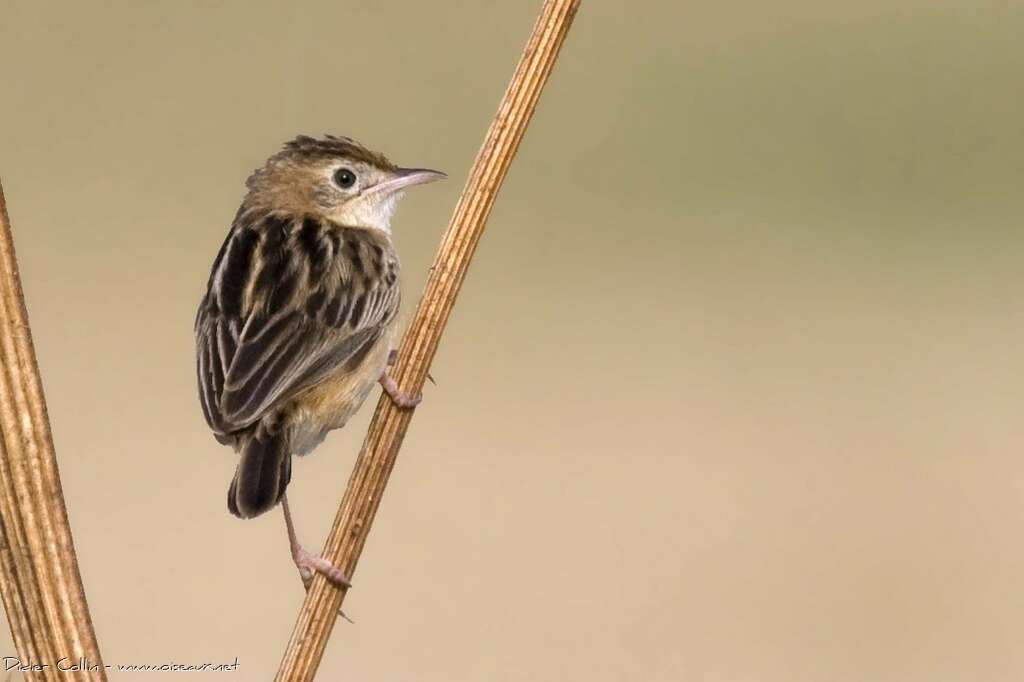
[368,167,447,196]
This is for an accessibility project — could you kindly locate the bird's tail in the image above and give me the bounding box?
[227,425,292,519]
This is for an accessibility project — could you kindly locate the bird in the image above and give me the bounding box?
[195,134,445,589]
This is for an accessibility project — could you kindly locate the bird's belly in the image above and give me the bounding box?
[286,337,392,456]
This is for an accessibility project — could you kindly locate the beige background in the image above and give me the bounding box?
[2,1,1024,680]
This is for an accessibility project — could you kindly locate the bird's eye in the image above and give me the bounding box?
[333,167,357,189]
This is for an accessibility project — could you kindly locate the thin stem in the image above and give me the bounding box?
[0,181,107,681]
[275,1,582,679]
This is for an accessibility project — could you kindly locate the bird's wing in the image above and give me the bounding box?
[196,212,400,437]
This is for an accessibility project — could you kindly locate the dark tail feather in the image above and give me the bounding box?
[227,429,292,519]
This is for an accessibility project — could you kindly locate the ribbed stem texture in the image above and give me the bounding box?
[275,0,581,678]
[0,182,106,681]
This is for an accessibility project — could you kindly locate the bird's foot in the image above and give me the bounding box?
[292,544,354,623]
[379,372,422,408]
[292,543,351,590]
[282,494,353,622]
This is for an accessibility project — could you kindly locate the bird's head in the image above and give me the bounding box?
[245,134,445,233]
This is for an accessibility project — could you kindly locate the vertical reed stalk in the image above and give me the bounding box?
[0,182,107,681]
[275,1,581,679]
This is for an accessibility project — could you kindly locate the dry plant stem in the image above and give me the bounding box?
[0,182,107,682]
[276,0,581,679]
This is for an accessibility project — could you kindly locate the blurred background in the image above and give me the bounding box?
[1,1,1023,680]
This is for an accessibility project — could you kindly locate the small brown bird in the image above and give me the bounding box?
[195,135,444,587]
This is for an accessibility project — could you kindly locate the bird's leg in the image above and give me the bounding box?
[281,494,351,590]
[379,371,422,408]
